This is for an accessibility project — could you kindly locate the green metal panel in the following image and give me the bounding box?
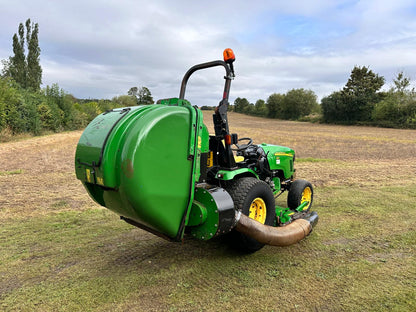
[187,200,208,226]
[260,143,295,179]
[75,102,202,239]
[116,105,194,238]
[215,168,258,180]
[189,187,235,240]
[200,124,210,153]
[75,106,149,188]
[272,177,281,195]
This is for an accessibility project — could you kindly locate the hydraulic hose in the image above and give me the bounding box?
[234,211,319,247]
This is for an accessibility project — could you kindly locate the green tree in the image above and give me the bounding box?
[25,19,42,91]
[281,89,317,119]
[234,97,250,113]
[254,99,267,117]
[98,99,116,113]
[244,103,255,115]
[343,66,384,96]
[112,95,137,107]
[37,102,55,130]
[80,101,101,123]
[0,77,20,131]
[322,66,385,123]
[373,72,416,128]
[72,103,89,128]
[43,84,65,131]
[266,93,284,118]
[393,71,410,94]
[126,86,154,105]
[127,87,138,104]
[1,85,42,134]
[21,89,42,134]
[321,91,344,123]
[2,19,42,90]
[43,84,78,130]
[341,66,384,122]
[137,86,154,105]
[200,105,215,110]
[127,87,138,97]
[4,23,26,86]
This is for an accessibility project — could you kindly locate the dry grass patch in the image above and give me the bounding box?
[1,114,415,311]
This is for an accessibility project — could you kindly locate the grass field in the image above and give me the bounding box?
[1,112,415,311]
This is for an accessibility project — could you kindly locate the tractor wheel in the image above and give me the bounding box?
[287,179,313,212]
[225,177,276,252]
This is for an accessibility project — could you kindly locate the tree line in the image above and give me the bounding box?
[2,19,416,142]
[322,68,416,128]
[0,19,156,140]
[228,66,416,129]
[0,75,155,139]
[231,88,320,121]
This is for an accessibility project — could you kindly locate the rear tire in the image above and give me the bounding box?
[287,179,313,212]
[225,177,276,252]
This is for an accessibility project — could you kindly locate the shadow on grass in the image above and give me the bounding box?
[103,231,248,270]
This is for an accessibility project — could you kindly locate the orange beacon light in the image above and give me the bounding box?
[223,48,235,64]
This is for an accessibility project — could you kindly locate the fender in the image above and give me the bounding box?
[215,168,259,180]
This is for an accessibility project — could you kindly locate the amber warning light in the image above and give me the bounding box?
[223,48,235,77]
[223,48,235,64]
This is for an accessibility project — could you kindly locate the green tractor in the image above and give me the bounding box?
[75,48,318,252]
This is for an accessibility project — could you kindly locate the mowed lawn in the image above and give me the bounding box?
[1,112,415,311]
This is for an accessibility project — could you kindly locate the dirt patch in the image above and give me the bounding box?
[0,131,94,220]
[223,112,416,161]
[1,118,415,220]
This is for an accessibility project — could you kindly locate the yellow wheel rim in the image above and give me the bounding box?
[249,197,267,224]
[301,187,312,210]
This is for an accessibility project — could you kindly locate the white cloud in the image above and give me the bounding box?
[1,0,416,105]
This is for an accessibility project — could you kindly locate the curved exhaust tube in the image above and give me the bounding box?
[234,211,319,247]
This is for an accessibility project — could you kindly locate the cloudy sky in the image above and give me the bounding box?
[1,0,416,106]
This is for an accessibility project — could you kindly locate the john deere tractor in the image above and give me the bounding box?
[75,48,318,252]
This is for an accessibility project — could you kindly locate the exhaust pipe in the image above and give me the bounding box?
[234,211,319,247]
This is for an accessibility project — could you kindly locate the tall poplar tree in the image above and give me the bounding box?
[8,23,26,87]
[26,19,42,90]
[3,19,42,90]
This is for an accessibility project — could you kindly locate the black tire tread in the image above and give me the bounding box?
[287,179,313,211]
[224,177,276,253]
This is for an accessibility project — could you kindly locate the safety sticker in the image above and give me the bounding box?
[86,168,91,183]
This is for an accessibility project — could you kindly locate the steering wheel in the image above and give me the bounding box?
[232,137,253,151]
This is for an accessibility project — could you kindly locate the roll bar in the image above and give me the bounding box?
[178,49,237,169]
[179,60,234,100]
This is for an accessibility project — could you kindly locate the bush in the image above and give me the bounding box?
[266,93,284,118]
[266,89,318,120]
[281,89,318,120]
[373,91,416,128]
